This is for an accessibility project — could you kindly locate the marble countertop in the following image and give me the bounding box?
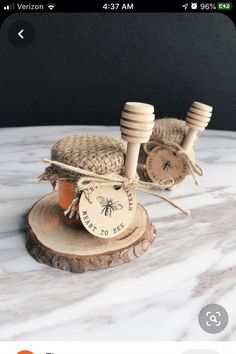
[0,125,236,341]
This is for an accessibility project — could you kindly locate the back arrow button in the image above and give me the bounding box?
[8,20,35,47]
[18,29,24,39]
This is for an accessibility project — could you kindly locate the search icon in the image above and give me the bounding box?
[209,315,217,323]
[199,304,229,334]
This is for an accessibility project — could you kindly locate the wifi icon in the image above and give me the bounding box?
[47,3,55,10]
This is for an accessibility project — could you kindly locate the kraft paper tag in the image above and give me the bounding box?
[79,185,137,238]
[146,146,188,184]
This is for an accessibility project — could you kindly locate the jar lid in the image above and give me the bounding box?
[40,135,126,182]
[151,118,188,146]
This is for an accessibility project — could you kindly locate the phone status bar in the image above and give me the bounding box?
[0,1,235,13]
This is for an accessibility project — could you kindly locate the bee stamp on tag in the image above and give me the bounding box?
[146,146,189,185]
[79,185,137,238]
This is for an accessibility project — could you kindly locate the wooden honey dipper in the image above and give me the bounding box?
[120,102,155,179]
[182,101,213,154]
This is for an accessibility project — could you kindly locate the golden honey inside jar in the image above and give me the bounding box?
[58,180,77,211]
[57,180,80,227]
[39,135,126,228]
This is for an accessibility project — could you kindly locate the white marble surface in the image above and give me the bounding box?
[0,125,236,341]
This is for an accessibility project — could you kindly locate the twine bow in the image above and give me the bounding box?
[43,158,190,216]
[143,139,203,185]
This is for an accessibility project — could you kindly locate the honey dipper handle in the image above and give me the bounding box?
[182,128,198,154]
[120,102,155,179]
[182,101,213,154]
[124,143,140,179]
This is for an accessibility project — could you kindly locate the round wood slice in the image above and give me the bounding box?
[26,192,156,273]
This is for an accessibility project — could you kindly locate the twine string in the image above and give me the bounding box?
[42,158,190,216]
[143,139,203,185]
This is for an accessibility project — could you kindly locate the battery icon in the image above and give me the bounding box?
[217,2,233,10]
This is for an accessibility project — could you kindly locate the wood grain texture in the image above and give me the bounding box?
[25,193,156,273]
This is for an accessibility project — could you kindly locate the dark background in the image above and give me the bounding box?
[0,13,235,130]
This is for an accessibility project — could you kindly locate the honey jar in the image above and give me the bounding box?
[39,135,126,227]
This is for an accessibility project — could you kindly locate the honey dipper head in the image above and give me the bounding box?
[120,102,155,143]
[186,101,213,131]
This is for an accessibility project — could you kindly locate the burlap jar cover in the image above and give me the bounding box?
[39,135,126,225]
[138,118,202,186]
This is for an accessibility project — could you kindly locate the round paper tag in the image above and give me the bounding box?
[146,146,189,184]
[79,185,137,238]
